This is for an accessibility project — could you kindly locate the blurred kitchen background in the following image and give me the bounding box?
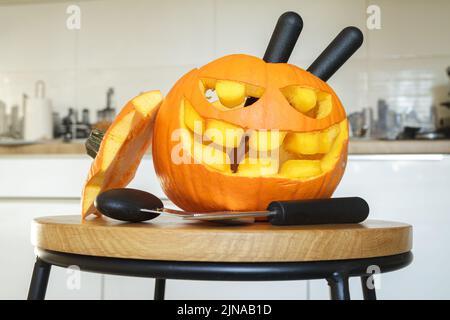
[1,0,450,143]
[0,0,449,300]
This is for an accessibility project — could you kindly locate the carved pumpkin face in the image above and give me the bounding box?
[152,54,348,212]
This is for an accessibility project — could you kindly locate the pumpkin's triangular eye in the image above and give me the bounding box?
[280,85,332,119]
[200,79,264,110]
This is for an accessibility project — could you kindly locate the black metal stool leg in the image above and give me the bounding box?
[27,257,51,300]
[154,278,166,300]
[361,275,377,300]
[327,273,350,300]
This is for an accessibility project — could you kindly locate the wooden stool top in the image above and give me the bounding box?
[32,215,412,262]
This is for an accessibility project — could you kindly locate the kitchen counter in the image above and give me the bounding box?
[349,139,450,154]
[0,139,449,155]
[0,141,86,155]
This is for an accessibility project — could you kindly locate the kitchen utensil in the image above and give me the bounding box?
[96,88,116,123]
[399,126,421,140]
[307,26,363,81]
[243,11,302,109]
[10,104,22,139]
[348,111,366,137]
[415,131,446,140]
[82,108,90,126]
[362,107,373,138]
[52,111,64,138]
[62,108,76,140]
[263,12,303,64]
[23,81,53,141]
[95,188,369,225]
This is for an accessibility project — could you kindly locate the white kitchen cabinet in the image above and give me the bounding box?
[0,155,164,199]
[311,154,450,299]
[0,199,102,300]
[1,154,449,299]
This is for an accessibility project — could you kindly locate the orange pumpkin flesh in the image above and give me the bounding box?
[152,54,348,212]
[81,90,163,219]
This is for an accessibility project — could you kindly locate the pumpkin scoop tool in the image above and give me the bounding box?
[95,188,369,225]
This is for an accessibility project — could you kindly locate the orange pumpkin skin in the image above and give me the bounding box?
[152,54,348,212]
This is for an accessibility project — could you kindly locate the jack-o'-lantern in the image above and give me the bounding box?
[152,54,348,212]
[81,13,363,218]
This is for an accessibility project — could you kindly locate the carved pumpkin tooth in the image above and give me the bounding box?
[284,131,320,155]
[248,130,287,152]
[282,86,317,113]
[238,156,279,176]
[184,130,230,173]
[319,124,341,154]
[204,119,244,148]
[184,100,204,135]
[196,142,231,173]
[215,80,246,108]
[279,160,322,179]
[321,120,348,172]
[317,92,333,119]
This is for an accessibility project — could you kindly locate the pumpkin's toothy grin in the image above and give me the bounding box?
[178,99,348,180]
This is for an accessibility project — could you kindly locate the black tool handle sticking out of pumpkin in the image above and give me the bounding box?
[263,11,304,63]
[308,26,364,81]
[244,11,303,107]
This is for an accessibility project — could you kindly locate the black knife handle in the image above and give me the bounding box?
[267,197,369,226]
[263,11,303,63]
[307,26,363,81]
[244,11,303,107]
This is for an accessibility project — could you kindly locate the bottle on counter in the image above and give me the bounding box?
[93,87,116,132]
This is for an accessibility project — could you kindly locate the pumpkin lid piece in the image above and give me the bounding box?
[81,90,163,219]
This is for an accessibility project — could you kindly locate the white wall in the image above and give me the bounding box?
[0,0,449,121]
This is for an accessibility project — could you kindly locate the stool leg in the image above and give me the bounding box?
[361,276,377,300]
[27,257,51,300]
[154,278,166,300]
[327,273,350,300]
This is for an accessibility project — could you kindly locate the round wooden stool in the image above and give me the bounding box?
[28,215,413,300]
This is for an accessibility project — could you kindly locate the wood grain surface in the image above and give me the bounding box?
[32,215,412,262]
[1,140,449,155]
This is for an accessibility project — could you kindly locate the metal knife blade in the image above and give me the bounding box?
[141,208,271,221]
[182,211,271,221]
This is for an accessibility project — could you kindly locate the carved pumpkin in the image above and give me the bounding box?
[152,54,348,212]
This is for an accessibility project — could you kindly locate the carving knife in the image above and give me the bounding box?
[95,188,369,226]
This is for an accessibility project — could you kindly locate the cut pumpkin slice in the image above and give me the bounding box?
[81,90,163,219]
